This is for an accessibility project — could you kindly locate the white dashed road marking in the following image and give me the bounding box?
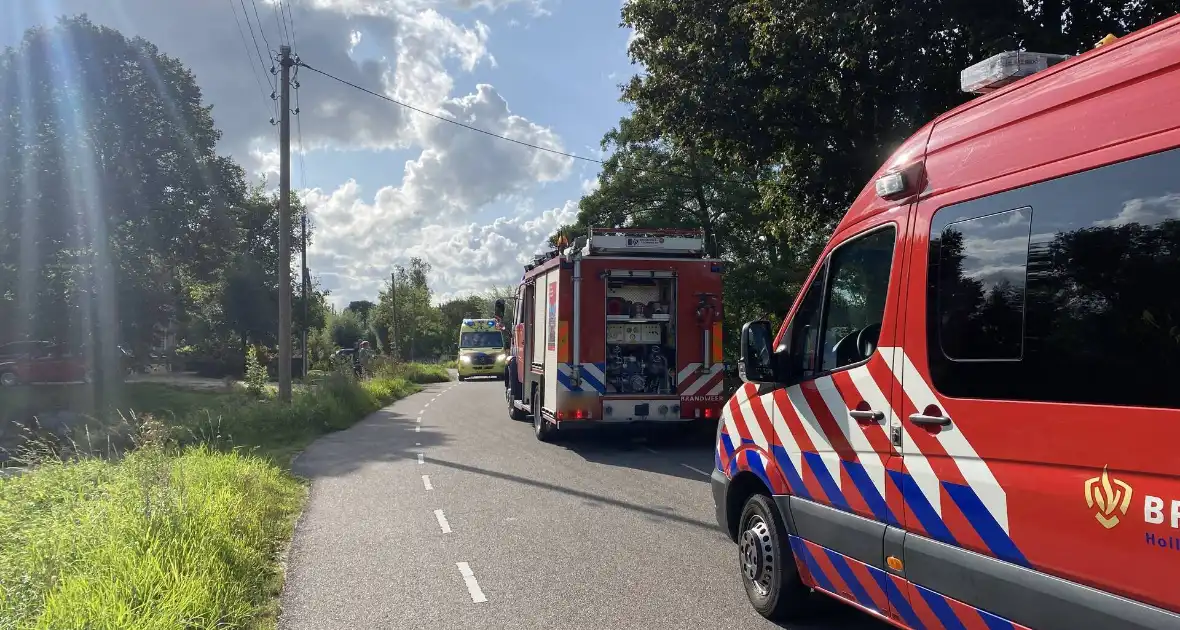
[415,426,421,433]
[681,464,711,477]
[418,453,425,464]
[643,446,658,454]
[456,562,487,603]
[434,509,452,534]
[422,475,433,490]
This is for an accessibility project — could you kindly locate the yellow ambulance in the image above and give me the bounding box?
[456,318,507,381]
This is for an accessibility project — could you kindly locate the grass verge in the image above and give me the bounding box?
[0,363,450,629]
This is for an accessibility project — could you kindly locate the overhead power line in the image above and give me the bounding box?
[248,0,276,58]
[273,0,291,47]
[294,64,307,191]
[237,0,275,89]
[297,62,603,166]
[282,0,298,54]
[227,0,277,119]
[296,61,764,190]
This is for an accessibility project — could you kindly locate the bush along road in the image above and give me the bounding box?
[0,362,451,630]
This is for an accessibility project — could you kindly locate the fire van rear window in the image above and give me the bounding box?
[927,145,1180,410]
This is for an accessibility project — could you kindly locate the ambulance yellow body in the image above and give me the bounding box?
[456,318,507,381]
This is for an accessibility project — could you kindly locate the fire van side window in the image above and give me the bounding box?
[783,262,827,380]
[935,208,1031,361]
[820,226,896,372]
[927,145,1180,409]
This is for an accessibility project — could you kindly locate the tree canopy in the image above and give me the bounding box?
[564,0,1180,361]
[0,16,328,377]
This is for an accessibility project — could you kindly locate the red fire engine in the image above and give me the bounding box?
[498,228,725,440]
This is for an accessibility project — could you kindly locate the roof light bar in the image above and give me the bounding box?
[960,51,1071,95]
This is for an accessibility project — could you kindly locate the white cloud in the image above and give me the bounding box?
[390,9,492,111]
[7,0,516,166]
[1095,193,1180,228]
[304,182,576,305]
[312,0,550,18]
[3,0,580,306]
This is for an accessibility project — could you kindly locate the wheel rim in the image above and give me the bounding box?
[1,373,15,387]
[739,514,775,597]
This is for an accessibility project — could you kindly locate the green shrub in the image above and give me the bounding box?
[367,358,451,384]
[244,346,269,397]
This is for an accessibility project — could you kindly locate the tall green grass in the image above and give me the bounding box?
[0,447,304,630]
[162,370,423,466]
[0,364,449,629]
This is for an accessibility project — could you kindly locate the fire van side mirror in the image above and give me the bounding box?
[494,299,506,320]
[739,320,777,384]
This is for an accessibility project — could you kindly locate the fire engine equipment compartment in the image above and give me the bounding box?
[604,275,676,395]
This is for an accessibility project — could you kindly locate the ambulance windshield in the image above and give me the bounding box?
[460,331,503,349]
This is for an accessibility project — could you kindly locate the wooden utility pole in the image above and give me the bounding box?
[278,45,294,402]
[390,271,397,360]
[302,212,308,380]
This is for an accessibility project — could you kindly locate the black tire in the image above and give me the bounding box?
[458,375,467,382]
[507,382,527,421]
[533,389,553,442]
[0,371,18,387]
[737,493,811,621]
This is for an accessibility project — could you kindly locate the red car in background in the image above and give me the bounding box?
[0,341,90,387]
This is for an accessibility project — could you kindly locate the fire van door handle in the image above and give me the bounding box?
[849,409,884,423]
[909,413,951,427]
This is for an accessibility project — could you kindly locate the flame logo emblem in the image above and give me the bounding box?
[1084,466,1133,529]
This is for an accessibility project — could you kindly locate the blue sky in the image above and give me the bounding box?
[2,0,640,306]
[302,1,633,216]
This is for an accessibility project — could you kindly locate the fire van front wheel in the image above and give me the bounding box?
[738,494,810,621]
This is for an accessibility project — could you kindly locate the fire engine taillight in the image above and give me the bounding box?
[704,407,717,420]
[575,409,589,420]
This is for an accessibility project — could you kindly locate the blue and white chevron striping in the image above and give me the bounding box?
[556,363,607,393]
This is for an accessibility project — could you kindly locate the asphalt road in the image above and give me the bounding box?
[278,377,891,630]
